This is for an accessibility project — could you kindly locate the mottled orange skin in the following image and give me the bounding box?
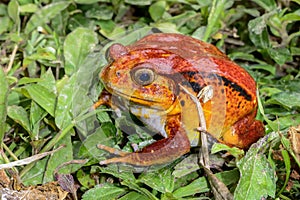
[97,33,265,166]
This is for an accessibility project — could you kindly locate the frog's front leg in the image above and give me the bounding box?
[98,115,191,166]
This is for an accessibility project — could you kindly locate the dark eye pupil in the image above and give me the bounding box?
[139,73,150,82]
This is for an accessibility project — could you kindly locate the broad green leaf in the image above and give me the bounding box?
[27,47,57,61]
[248,16,270,49]
[125,0,152,6]
[7,105,31,135]
[122,180,159,200]
[0,16,12,34]
[281,12,300,22]
[21,157,48,185]
[99,22,126,40]
[165,11,198,28]
[43,131,73,183]
[267,47,292,66]
[173,169,239,198]
[25,2,71,34]
[285,80,300,92]
[149,1,166,22]
[266,92,300,109]
[19,3,38,13]
[211,143,244,158]
[56,52,101,130]
[0,68,9,143]
[234,143,276,199]
[24,84,56,117]
[85,5,114,20]
[119,191,150,200]
[38,69,56,94]
[276,114,300,130]
[82,183,127,200]
[30,101,47,139]
[138,166,174,193]
[63,27,98,75]
[250,64,276,75]
[81,123,117,161]
[7,0,20,27]
[100,164,138,182]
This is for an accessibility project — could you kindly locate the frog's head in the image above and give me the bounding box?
[100,43,191,112]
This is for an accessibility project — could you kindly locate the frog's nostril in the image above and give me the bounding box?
[116,71,121,77]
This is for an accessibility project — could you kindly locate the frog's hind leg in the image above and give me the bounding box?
[98,115,191,166]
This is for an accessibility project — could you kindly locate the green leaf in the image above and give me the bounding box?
[211,143,244,158]
[56,52,101,130]
[203,0,227,42]
[24,84,56,117]
[21,157,48,185]
[250,64,276,75]
[119,191,150,200]
[122,180,159,200]
[81,123,117,161]
[149,1,166,22]
[0,16,12,34]
[75,0,109,4]
[267,47,292,66]
[173,169,239,198]
[82,183,127,200]
[7,105,31,135]
[277,150,291,195]
[248,16,270,49]
[252,0,276,11]
[99,21,126,40]
[19,3,38,13]
[63,27,98,75]
[266,92,300,109]
[30,101,47,139]
[138,167,174,193]
[124,0,152,6]
[85,5,114,20]
[25,2,71,34]
[7,0,20,27]
[43,132,73,183]
[276,114,300,130]
[234,144,276,199]
[0,68,9,143]
[77,169,96,189]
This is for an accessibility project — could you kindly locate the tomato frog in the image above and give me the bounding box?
[95,33,265,166]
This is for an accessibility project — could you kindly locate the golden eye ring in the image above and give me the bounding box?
[132,68,156,86]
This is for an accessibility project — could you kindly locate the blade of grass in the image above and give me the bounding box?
[277,150,291,196]
[202,0,226,42]
[0,68,8,146]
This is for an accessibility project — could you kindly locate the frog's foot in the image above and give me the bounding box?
[93,90,112,109]
[223,113,265,149]
[98,116,191,166]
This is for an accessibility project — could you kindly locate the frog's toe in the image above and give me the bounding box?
[97,144,129,156]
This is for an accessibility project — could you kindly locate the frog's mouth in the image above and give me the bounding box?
[107,88,179,115]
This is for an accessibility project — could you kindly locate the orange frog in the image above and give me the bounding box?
[96,33,265,166]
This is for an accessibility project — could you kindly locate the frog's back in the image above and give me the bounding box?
[129,33,256,98]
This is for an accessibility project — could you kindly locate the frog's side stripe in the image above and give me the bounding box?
[180,71,252,102]
[220,76,252,101]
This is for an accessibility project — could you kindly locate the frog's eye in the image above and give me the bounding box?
[132,68,156,86]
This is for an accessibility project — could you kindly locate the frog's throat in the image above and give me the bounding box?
[109,89,181,116]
